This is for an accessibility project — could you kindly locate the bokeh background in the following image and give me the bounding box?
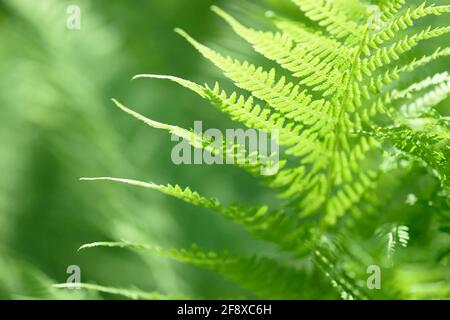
[0,0,448,299]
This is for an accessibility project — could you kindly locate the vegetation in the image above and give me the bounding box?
[1,0,449,300]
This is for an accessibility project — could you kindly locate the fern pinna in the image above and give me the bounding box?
[73,0,450,299]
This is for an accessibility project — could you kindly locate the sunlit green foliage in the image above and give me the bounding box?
[1,0,449,300]
[76,0,450,299]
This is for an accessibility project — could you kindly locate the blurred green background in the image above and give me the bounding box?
[0,0,448,299]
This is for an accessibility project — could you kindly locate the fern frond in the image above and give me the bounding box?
[375,0,405,22]
[204,83,303,143]
[134,75,304,147]
[213,6,345,95]
[366,47,450,95]
[79,241,236,265]
[375,224,409,266]
[363,27,450,77]
[204,83,330,163]
[80,177,309,253]
[134,74,329,164]
[368,126,449,186]
[391,72,450,100]
[325,170,379,224]
[80,242,318,299]
[270,16,353,66]
[111,98,203,149]
[313,249,369,300]
[369,2,450,48]
[112,97,280,176]
[326,0,368,20]
[175,29,333,125]
[291,0,365,43]
[132,74,207,97]
[398,80,450,119]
